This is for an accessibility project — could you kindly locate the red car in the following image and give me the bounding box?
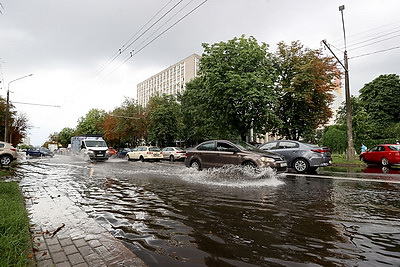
[360,144,400,166]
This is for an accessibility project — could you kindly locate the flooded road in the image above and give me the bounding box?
[19,155,400,266]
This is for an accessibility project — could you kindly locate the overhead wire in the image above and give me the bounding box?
[347,32,400,51]
[93,0,208,85]
[349,45,400,59]
[89,0,180,84]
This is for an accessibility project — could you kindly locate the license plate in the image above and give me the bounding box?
[154,153,159,156]
[98,154,103,157]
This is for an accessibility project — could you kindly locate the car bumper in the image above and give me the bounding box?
[309,157,332,167]
[259,160,288,173]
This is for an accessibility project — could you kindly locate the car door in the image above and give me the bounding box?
[130,147,140,159]
[365,146,381,163]
[195,141,217,168]
[215,141,241,167]
[273,141,299,165]
[163,147,171,159]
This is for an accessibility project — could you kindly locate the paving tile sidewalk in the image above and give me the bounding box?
[22,184,146,267]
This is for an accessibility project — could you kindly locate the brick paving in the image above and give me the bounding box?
[23,184,146,267]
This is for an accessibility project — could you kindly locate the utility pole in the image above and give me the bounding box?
[323,6,355,160]
[339,5,355,160]
[4,74,33,143]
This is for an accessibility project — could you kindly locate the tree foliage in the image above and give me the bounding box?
[184,35,279,141]
[75,109,106,135]
[147,95,182,147]
[320,125,347,154]
[271,41,341,140]
[180,78,228,145]
[359,74,400,138]
[58,127,75,148]
[0,97,31,146]
[103,98,146,147]
[335,96,374,147]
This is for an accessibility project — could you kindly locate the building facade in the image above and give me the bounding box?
[137,53,201,107]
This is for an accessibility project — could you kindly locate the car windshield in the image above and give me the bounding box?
[85,140,107,147]
[231,140,258,151]
[149,147,161,152]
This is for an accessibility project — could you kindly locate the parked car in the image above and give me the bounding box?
[0,141,18,166]
[126,146,163,162]
[117,148,132,158]
[162,147,186,161]
[184,140,287,172]
[26,147,54,157]
[107,147,117,157]
[359,144,400,166]
[259,140,332,173]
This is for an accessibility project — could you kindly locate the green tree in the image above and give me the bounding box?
[186,35,279,141]
[335,96,374,147]
[271,41,341,140]
[359,74,400,138]
[103,98,145,147]
[320,125,347,153]
[180,78,227,145]
[76,109,106,135]
[58,127,75,147]
[147,95,182,147]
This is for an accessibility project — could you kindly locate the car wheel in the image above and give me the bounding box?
[169,155,175,162]
[190,160,201,170]
[139,156,145,162]
[0,155,12,166]
[243,161,259,173]
[126,154,131,161]
[293,158,309,173]
[381,157,389,166]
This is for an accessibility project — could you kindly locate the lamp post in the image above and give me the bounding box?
[4,73,33,143]
[339,5,355,160]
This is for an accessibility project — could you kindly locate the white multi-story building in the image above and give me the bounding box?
[137,53,201,107]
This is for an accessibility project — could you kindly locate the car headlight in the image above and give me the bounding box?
[87,150,94,154]
[261,156,275,163]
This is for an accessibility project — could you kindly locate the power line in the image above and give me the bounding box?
[348,33,400,51]
[349,45,400,59]
[89,0,183,83]
[92,0,208,85]
[11,101,61,108]
[345,28,400,50]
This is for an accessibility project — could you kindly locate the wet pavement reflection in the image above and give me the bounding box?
[18,155,400,266]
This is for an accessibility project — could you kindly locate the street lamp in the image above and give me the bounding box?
[4,73,33,143]
[339,5,355,160]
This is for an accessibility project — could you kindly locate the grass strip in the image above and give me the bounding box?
[0,181,33,266]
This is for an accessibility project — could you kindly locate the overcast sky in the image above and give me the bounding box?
[1,0,399,146]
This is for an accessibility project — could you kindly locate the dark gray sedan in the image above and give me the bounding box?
[185,140,287,172]
[259,140,332,173]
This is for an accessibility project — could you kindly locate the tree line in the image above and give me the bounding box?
[45,35,399,152]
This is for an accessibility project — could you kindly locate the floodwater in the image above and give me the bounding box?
[18,155,400,266]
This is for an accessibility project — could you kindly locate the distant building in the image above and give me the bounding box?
[137,53,201,107]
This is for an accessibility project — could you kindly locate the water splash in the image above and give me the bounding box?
[179,165,285,188]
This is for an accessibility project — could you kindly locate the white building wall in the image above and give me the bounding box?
[137,54,201,107]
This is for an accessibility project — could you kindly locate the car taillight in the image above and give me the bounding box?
[311,148,330,153]
[11,148,17,152]
[185,153,188,157]
[160,152,163,154]
[177,151,185,153]
[147,151,153,154]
